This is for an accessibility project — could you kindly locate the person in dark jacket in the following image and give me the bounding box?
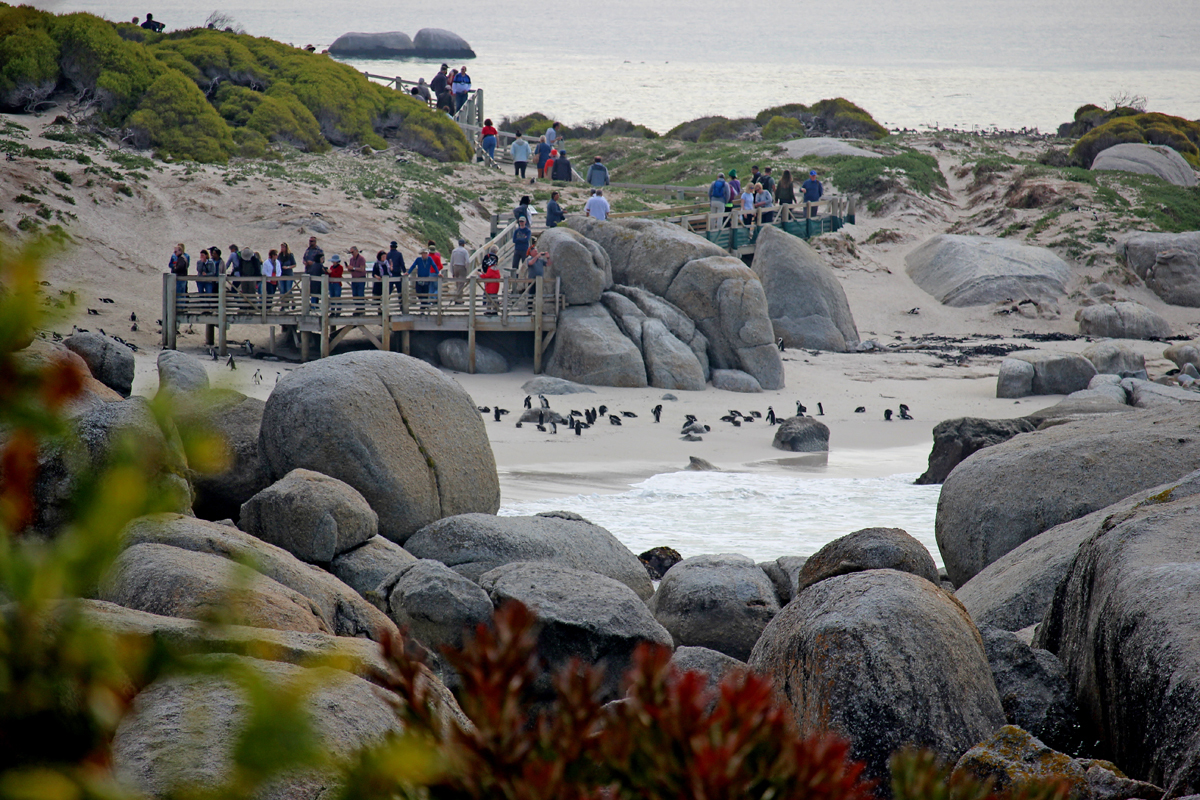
[546,191,565,227]
[511,217,532,273]
[551,150,573,182]
[775,169,797,208]
[801,169,824,217]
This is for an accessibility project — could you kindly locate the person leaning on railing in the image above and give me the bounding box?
[196,249,218,294]
[278,242,296,298]
[480,249,502,315]
[169,243,189,296]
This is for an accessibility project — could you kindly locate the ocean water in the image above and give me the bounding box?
[40,0,1200,133]
[500,471,944,567]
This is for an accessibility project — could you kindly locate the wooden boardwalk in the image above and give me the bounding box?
[163,273,562,371]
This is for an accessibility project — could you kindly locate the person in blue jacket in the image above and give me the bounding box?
[801,169,824,217]
[511,216,532,273]
[409,248,439,306]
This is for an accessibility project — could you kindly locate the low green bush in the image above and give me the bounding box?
[755,102,810,126]
[125,70,234,162]
[762,115,804,141]
[50,12,166,121]
[808,98,889,139]
[0,9,60,111]
[829,151,945,198]
[407,188,462,249]
[1071,111,1200,168]
[216,83,328,153]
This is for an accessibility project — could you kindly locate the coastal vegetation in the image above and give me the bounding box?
[1058,103,1200,169]
[0,4,471,163]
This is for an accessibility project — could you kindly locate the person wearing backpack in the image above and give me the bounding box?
[237,247,262,294]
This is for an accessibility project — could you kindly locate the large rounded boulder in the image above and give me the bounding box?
[1091,143,1198,187]
[156,350,210,395]
[797,526,939,591]
[647,554,781,661]
[749,569,1005,784]
[412,28,476,57]
[1077,301,1171,339]
[1121,231,1200,307]
[905,234,1071,306]
[537,227,613,305]
[664,255,784,390]
[258,351,499,544]
[328,31,415,57]
[174,389,269,523]
[936,407,1200,587]
[568,217,727,297]
[1036,488,1200,795]
[63,331,135,397]
[751,225,860,351]
[404,512,654,600]
[545,303,648,387]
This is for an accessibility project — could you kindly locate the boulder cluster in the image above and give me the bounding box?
[20,320,1200,798]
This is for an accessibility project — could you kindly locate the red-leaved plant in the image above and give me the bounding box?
[369,600,876,800]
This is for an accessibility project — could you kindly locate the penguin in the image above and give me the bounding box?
[226,353,236,370]
[796,401,807,416]
[575,423,582,436]
[609,415,622,426]
[493,407,502,422]
[252,369,262,385]
[731,418,741,427]
[684,414,698,425]
[524,395,532,409]
[100,298,114,304]
[652,404,663,423]
[478,406,491,413]
[854,406,866,413]
[899,404,913,421]
[728,410,743,418]
[87,308,99,315]
[241,340,255,357]
[130,322,138,332]
[749,411,762,418]
[275,372,281,384]
[884,409,893,421]
[766,407,777,425]
[777,337,786,352]
[516,422,523,428]
[208,347,218,362]
[817,403,825,416]
[536,423,546,432]
[720,415,736,423]
[129,312,137,322]
[549,422,557,434]
[497,408,510,416]
[539,394,550,409]
[539,410,545,425]
[621,411,637,418]
[598,405,608,416]
[570,410,582,417]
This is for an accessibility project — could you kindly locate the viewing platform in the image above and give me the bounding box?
[162,274,563,371]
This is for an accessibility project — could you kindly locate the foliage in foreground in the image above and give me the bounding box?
[0,4,470,163]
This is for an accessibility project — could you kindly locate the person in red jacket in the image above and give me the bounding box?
[480,247,501,315]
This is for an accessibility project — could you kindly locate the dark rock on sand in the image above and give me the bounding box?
[772,415,830,452]
[915,416,1039,485]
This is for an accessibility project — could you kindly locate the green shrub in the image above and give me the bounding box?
[829,151,945,198]
[0,18,60,111]
[50,12,166,121]
[149,29,268,89]
[217,84,328,153]
[51,169,71,184]
[407,189,462,249]
[1071,112,1200,168]
[762,115,804,141]
[755,102,809,126]
[808,98,889,139]
[125,70,234,162]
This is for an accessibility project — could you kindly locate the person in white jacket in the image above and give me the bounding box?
[510,132,531,179]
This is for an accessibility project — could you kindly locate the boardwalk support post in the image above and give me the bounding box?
[533,275,545,374]
[467,276,477,374]
[166,276,178,350]
[217,278,227,356]
[319,276,331,358]
[381,278,391,351]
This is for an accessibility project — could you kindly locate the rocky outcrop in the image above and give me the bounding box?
[122,514,395,640]
[600,291,705,390]
[538,227,613,305]
[437,338,508,373]
[112,657,403,800]
[14,340,122,416]
[796,527,940,591]
[670,646,746,691]
[330,535,416,607]
[665,256,784,390]
[750,569,1005,784]
[258,351,499,544]
[1121,377,1200,408]
[1077,301,1171,339]
[32,397,191,533]
[385,559,493,650]
[711,368,762,392]
[412,28,476,58]
[404,512,654,600]
[545,303,648,388]
[979,628,1079,752]
[772,415,829,452]
[567,218,726,297]
[611,285,711,380]
[1092,143,1198,187]
[956,470,1200,632]
[1036,486,1200,795]
[915,416,1040,485]
[1007,351,1097,395]
[480,562,672,700]
[328,31,415,57]
[63,331,134,397]
[239,469,378,565]
[905,234,1071,306]
[751,225,860,351]
[1082,342,1147,377]
[996,358,1036,398]
[520,376,595,395]
[174,389,269,522]
[953,726,1163,800]
[648,554,780,661]
[1121,231,1200,307]
[1164,340,1200,370]
[935,407,1200,587]
[758,555,808,604]
[156,349,210,395]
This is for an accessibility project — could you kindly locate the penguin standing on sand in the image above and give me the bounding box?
[766,407,777,425]
[817,403,824,416]
[899,404,913,420]
[524,395,532,409]
[652,404,663,423]
[539,395,550,409]
[884,409,894,421]
[796,401,807,416]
